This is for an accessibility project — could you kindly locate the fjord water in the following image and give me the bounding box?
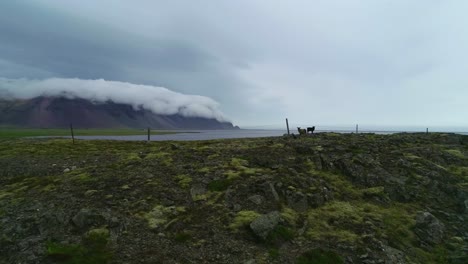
[72,129,287,141]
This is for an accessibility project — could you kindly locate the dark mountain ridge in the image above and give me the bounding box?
[0,96,239,129]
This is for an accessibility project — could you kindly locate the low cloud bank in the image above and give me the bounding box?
[0,78,228,121]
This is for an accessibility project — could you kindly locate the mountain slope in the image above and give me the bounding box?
[0,96,238,129]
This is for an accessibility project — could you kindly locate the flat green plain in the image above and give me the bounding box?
[0,128,180,138]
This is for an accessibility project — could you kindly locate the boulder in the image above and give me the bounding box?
[414,211,445,245]
[248,195,265,205]
[286,191,308,212]
[262,182,280,202]
[38,210,67,237]
[72,209,106,230]
[249,211,281,240]
[381,245,406,263]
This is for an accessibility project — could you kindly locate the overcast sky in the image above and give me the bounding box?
[1,0,467,128]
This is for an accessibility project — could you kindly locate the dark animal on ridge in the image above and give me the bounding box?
[307,126,315,134]
[297,127,307,135]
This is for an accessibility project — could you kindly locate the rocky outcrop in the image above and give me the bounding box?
[72,208,106,230]
[414,211,446,246]
[249,211,281,240]
[0,132,467,263]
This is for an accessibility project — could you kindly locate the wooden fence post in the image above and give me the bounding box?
[147,127,151,142]
[356,124,358,133]
[286,118,290,135]
[70,123,75,144]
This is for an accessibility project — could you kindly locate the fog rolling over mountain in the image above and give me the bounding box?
[0,78,238,129]
[0,97,238,129]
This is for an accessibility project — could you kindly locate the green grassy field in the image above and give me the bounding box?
[0,128,182,138]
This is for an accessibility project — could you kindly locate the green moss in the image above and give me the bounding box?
[314,146,324,151]
[362,186,385,195]
[448,165,468,184]
[404,153,421,160]
[309,171,361,200]
[197,145,211,150]
[378,206,415,248]
[47,242,85,263]
[266,225,295,245]
[229,210,261,230]
[85,228,110,241]
[41,184,56,192]
[46,229,111,264]
[225,170,241,180]
[281,207,299,226]
[205,192,224,205]
[145,152,169,159]
[0,191,13,199]
[268,247,280,259]
[241,167,259,176]
[145,152,172,165]
[408,245,449,264]
[307,201,416,248]
[225,157,263,178]
[192,193,208,201]
[207,153,220,160]
[231,157,249,167]
[296,249,344,264]
[197,167,211,173]
[142,205,185,229]
[307,228,359,243]
[72,173,94,183]
[84,190,99,197]
[446,149,465,159]
[162,157,173,166]
[361,186,388,200]
[208,179,231,192]
[126,153,141,162]
[271,143,285,148]
[174,232,191,243]
[306,202,367,243]
[175,174,192,189]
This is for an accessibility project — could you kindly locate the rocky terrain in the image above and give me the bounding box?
[0,133,467,263]
[0,97,238,129]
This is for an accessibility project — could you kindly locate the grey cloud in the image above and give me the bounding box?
[0,2,214,79]
[1,1,467,127]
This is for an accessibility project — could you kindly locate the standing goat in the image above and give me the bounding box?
[307,126,315,134]
[297,127,307,135]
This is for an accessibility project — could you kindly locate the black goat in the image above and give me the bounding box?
[307,126,315,134]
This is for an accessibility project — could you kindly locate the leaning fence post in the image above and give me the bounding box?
[286,118,290,135]
[70,123,75,144]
